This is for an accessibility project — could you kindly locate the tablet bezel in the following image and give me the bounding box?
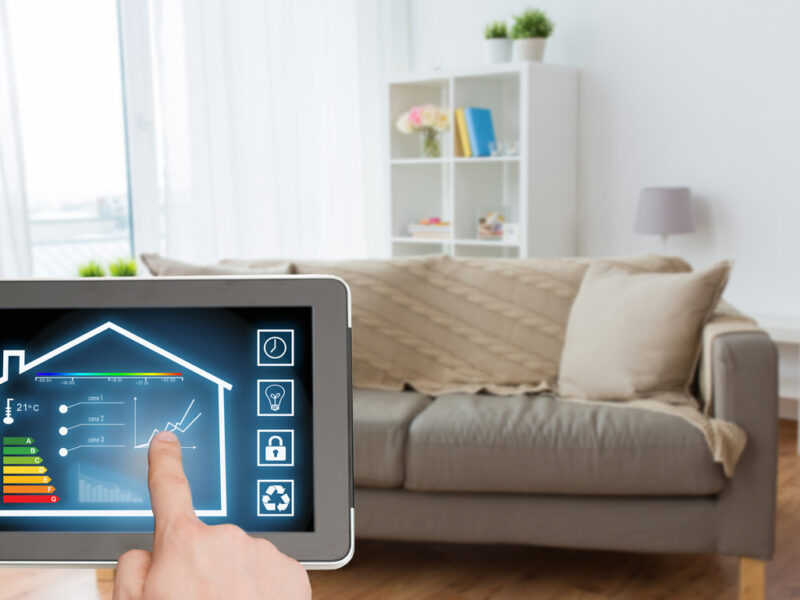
[0,276,353,568]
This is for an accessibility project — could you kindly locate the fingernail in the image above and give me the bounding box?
[155,431,178,443]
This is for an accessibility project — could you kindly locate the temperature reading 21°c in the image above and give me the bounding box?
[15,403,39,413]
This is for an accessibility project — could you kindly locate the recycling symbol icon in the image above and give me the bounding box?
[262,484,291,513]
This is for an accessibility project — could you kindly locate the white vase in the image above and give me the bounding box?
[484,38,511,64]
[513,38,547,62]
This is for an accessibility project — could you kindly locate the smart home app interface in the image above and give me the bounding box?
[0,308,313,532]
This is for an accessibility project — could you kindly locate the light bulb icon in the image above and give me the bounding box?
[265,385,286,412]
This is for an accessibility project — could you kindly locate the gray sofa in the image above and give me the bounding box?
[353,332,777,559]
[143,253,778,596]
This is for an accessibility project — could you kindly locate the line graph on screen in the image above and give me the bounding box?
[133,397,201,450]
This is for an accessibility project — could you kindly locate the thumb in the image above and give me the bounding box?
[113,549,152,600]
[147,431,197,544]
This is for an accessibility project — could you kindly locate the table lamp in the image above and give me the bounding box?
[634,187,696,254]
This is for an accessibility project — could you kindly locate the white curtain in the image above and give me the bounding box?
[0,0,31,276]
[132,0,396,263]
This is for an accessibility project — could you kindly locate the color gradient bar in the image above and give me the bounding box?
[3,437,33,445]
[3,485,55,494]
[3,466,47,474]
[3,494,59,504]
[3,475,51,484]
[3,456,43,465]
[36,372,182,377]
[3,446,38,456]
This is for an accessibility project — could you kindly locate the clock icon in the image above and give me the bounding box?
[263,336,287,360]
[257,329,294,366]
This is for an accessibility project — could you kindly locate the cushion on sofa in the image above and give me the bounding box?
[404,394,726,496]
[353,389,431,488]
[558,261,731,400]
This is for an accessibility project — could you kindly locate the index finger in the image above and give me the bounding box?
[147,431,197,536]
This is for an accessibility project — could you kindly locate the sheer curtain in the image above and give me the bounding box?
[128,0,398,263]
[0,0,31,276]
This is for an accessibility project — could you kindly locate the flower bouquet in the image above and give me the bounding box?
[396,105,450,158]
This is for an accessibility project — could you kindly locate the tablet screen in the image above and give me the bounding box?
[0,307,313,533]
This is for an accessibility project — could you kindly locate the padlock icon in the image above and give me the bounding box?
[265,435,287,462]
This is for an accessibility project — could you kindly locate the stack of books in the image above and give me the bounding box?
[407,218,452,239]
[455,107,496,157]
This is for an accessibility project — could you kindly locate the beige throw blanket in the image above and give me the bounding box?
[294,254,691,394]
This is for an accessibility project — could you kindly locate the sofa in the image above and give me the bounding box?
[143,253,778,597]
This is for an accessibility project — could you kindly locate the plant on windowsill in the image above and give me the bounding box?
[395,105,451,159]
[484,21,510,64]
[109,257,138,277]
[77,260,106,277]
[510,8,554,62]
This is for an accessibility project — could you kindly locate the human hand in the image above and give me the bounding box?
[113,430,311,600]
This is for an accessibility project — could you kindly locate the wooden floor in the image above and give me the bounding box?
[1,421,798,599]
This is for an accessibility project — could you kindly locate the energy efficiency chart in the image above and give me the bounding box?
[0,322,231,517]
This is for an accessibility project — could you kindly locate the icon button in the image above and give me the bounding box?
[257,330,294,366]
[257,380,294,416]
[257,479,294,517]
[257,429,294,466]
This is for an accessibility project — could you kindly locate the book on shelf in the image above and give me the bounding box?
[408,221,451,239]
[408,232,451,240]
[454,108,472,157]
[463,108,496,157]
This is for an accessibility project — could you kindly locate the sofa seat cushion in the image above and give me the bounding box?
[405,394,726,496]
[354,389,431,488]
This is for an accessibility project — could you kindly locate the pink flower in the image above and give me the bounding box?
[409,106,422,126]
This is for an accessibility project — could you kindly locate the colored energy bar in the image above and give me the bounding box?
[3,494,59,504]
[3,437,33,445]
[3,446,38,455]
[3,485,55,494]
[3,475,51,484]
[3,456,43,465]
[36,372,181,377]
[3,466,46,474]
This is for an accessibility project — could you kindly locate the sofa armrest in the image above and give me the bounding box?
[711,331,779,559]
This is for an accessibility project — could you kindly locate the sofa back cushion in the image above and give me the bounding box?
[293,254,690,395]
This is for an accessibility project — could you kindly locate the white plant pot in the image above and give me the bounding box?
[484,38,511,64]
[513,38,547,62]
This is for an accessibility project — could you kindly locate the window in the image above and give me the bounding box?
[6,0,132,277]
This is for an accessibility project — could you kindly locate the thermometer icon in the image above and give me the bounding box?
[3,398,13,425]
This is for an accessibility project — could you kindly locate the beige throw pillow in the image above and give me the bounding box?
[558,261,731,400]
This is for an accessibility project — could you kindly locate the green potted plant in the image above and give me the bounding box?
[484,21,510,64]
[77,260,106,277]
[108,257,138,277]
[510,8,554,62]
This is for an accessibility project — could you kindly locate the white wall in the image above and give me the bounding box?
[405,0,800,316]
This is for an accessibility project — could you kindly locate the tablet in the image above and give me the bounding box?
[0,276,353,568]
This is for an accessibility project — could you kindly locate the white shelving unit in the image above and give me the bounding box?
[388,63,578,258]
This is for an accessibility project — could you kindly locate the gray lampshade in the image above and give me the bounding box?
[634,187,696,235]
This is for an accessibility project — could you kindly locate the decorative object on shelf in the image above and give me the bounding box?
[408,217,452,240]
[634,187,696,255]
[484,21,511,64]
[396,105,451,158]
[463,107,496,157]
[511,8,554,62]
[477,208,518,242]
[77,260,106,277]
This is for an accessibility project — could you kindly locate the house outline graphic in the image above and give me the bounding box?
[0,321,231,518]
